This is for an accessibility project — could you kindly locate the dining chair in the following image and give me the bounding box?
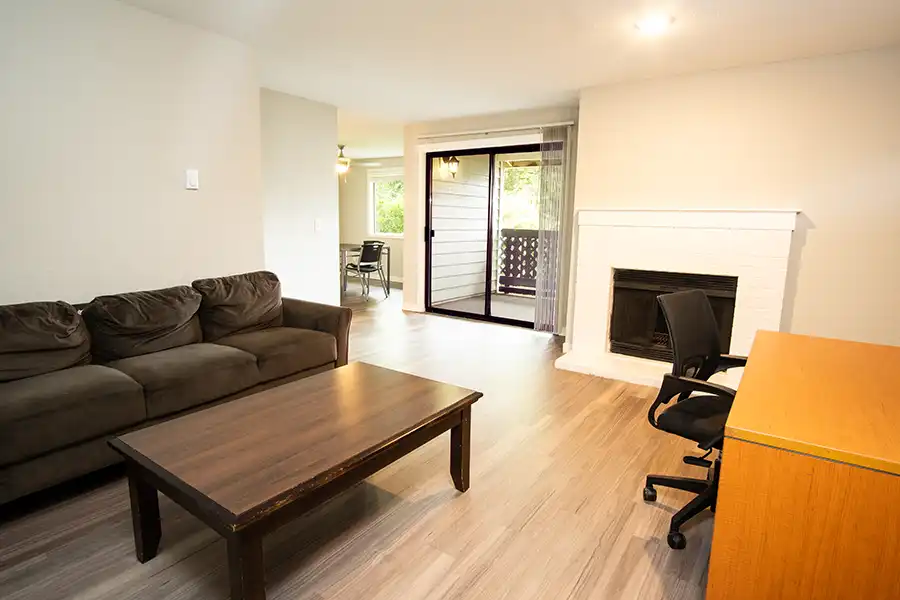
[345,241,387,298]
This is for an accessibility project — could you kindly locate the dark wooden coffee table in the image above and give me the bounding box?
[109,362,482,600]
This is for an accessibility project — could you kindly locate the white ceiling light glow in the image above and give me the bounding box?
[635,14,674,36]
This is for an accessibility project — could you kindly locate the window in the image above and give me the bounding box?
[498,158,541,230]
[368,168,404,236]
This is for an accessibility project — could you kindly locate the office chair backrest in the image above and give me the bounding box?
[358,240,384,265]
[658,290,721,381]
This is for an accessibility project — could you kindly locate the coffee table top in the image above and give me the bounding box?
[111,362,481,528]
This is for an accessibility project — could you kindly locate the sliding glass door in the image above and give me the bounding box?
[425,145,540,327]
[428,153,491,317]
[492,150,540,323]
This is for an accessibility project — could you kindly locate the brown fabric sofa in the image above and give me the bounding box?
[0,271,351,505]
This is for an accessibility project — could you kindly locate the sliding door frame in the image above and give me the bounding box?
[425,143,541,328]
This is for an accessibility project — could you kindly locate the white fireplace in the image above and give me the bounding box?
[555,209,799,388]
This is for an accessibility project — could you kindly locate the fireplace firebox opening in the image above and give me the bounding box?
[609,269,737,363]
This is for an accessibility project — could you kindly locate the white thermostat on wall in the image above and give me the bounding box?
[185,169,200,190]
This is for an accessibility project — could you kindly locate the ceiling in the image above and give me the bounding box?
[122,0,900,122]
[337,110,404,159]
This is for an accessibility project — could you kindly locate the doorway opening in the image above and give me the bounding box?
[425,144,541,327]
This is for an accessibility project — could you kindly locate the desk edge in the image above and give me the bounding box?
[724,426,900,477]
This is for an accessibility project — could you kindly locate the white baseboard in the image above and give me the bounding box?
[345,273,403,284]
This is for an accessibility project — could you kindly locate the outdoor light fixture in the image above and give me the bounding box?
[336,144,351,175]
[447,155,460,178]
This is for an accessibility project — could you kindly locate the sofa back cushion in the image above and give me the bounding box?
[0,301,91,382]
[191,271,283,341]
[82,286,202,362]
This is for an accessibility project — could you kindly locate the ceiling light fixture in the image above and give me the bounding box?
[635,14,674,36]
[336,144,351,175]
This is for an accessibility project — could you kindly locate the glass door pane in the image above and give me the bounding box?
[492,151,540,323]
[429,154,490,316]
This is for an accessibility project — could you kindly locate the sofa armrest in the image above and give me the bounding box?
[282,298,352,367]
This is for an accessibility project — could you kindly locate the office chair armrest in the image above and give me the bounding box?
[648,374,737,427]
[715,354,748,374]
[678,377,735,451]
[676,376,737,400]
[699,433,725,452]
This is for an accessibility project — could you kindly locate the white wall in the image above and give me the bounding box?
[260,89,340,305]
[573,46,900,346]
[403,106,579,312]
[338,157,404,281]
[0,0,263,304]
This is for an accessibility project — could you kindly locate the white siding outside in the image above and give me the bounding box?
[431,155,489,304]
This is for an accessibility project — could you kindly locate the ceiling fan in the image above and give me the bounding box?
[336,145,387,173]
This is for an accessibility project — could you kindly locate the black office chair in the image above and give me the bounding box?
[643,290,747,550]
[345,241,387,298]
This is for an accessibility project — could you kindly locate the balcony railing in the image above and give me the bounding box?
[498,228,538,296]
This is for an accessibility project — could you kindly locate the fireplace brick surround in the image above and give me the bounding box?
[556,209,799,388]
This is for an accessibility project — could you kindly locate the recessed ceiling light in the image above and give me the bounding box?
[635,14,674,36]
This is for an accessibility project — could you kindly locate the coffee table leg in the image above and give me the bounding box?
[127,468,161,563]
[227,532,266,600]
[450,406,471,492]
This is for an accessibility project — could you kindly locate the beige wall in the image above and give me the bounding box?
[261,89,340,305]
[338,157,404,281]
[0,0,264,303]
[403,106,579,311]
[573,46,900,345]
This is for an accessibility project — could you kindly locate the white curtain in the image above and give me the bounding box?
[534,126,570,333]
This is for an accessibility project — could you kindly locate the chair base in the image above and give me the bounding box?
[643,455,720,549]
[349,267,390,299]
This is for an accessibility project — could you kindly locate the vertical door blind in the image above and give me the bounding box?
[533,125,570,333]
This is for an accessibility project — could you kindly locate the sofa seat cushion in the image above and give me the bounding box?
[215,327,336,382]
[0,365,144,467]
[109,344,260,418]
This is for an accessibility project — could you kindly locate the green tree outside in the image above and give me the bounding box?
[374,179,404,234]
[500,166,540,229]
[372,166,538,236]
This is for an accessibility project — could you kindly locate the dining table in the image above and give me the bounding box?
[340,242,391,296]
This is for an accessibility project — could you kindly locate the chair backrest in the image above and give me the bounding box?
[358,241,384,265]
[657,290,721,381]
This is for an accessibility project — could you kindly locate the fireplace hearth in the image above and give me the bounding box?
[609,269,737,362]
[556,209,798,388]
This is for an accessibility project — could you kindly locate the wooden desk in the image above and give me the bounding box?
[706,331,900,600]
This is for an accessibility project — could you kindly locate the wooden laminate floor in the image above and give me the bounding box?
[0,297,712,600]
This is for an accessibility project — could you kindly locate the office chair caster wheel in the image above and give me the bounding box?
[642,486,657,502]
[667,531,686,550]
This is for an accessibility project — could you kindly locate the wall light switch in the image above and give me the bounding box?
[314,218,323,232]
[185,169,200,190]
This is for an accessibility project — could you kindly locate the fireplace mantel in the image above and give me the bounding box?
[556,208,800,388]
[578,208,799,231]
